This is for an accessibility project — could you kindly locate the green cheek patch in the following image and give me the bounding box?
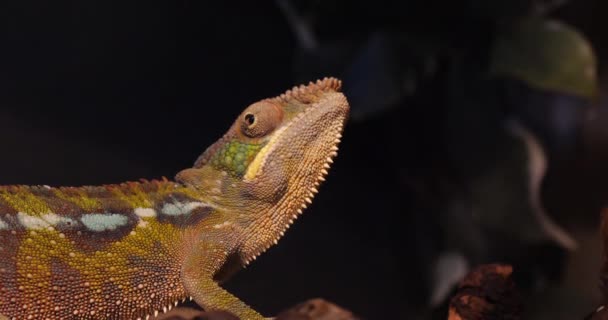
[210,141,264,177]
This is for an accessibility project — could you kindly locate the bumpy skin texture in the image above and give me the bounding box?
[0,78,349,320]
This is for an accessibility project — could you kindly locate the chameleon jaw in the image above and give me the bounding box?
[238,82,349,266]
[244,128,342,267]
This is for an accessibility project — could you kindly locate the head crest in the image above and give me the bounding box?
[191,77,343,170]
[271,77,342,104]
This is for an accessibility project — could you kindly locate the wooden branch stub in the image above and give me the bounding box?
[275,298,359,320]
[157,298,358,320]
[448,264,522,320]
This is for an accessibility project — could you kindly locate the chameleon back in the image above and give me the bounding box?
[0,181,209,319]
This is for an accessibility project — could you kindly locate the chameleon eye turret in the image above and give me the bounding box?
[0,77,349,320]
[239,101,283,138]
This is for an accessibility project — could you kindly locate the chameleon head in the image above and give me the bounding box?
[181,77,348,257]
[194,77,348,200]
[240,78,348,196]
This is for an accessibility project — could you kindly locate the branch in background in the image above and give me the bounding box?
[155,299,358,320]
[448,264,522,320]
[584,305,608,320]
[276,299,360,320]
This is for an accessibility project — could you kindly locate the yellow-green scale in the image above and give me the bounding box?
[12,219,186,318]
[210,141,264,176]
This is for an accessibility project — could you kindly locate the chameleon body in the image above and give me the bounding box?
[0,78,349,320]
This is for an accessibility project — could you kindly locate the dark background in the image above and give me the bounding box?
[2,1,608,319]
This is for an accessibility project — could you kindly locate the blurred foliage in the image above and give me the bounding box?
[283,0,597,118]
[279,0,600,318]
[491,17,598,99]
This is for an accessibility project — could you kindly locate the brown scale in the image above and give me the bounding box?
[0,231,22,318]
[0,195,21,318]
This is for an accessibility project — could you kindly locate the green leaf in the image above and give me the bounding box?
[490,18,598,99]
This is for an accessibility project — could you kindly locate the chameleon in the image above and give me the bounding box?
[0,77,349,320]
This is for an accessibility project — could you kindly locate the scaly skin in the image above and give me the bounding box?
[0,78,349,320]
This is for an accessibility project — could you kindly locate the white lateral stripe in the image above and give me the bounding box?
[81,213,129,232]
[0,218,7,230]
[183,202,206,213]
[134,207,157,218]
[42,213,76,226]
[18,212,50,229]
[212,221,232,229]
[17,212,76,230]
[161,201,207,216]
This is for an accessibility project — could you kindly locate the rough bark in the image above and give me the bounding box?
[157,298,358,320]
[448,264,521,320]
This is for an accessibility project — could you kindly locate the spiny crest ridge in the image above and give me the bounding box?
[272,77,342,104]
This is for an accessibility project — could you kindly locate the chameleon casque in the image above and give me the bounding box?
[0,78,349,320]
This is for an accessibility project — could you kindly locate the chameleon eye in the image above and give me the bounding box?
[244,113,256,126]
[240,101,282,138]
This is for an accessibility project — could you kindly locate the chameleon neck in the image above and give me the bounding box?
[176,166,291,264]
